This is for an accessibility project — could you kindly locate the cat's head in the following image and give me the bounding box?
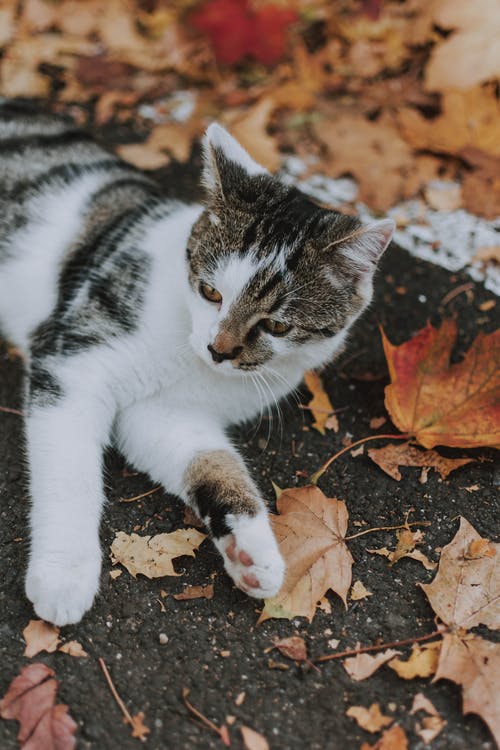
[186,123,393,377]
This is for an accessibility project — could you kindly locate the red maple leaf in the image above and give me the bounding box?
[190,0,298,65]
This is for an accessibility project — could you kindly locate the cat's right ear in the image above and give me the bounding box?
[202,123,268,201]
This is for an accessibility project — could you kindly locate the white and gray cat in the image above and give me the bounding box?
[0,102,394,626]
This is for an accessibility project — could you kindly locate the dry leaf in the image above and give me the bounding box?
[0,663,77,749]
[382,320,500,449]
[423,180,462,211]
[410,693,446,744]
[173,584,214,600]
[368,441,475,481]
[388,641,441,679]
[303,370,338,434]
[130,711,150,741]
[23,620,61,658]
[420,517,499,629]
[368,527,436,571]
[465,539,496,559]
[241,725,269,750]
[116,143,170,170]
[110,528,207,578]
[360,724,408,750]
[58,640,88,658]
[343,649,401,681]
[270,636,307,662]
[228,98,281,172]
[258,486,353,623]
[369,417,386,430]
[350,580,372,601]
[434,632,500,747]
[346,703,393,733]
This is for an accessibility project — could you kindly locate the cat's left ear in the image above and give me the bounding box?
[202,123,268,200]
[337,219,395,275]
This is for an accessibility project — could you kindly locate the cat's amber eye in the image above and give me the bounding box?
[200,283,222,304]
[260,319,291,336]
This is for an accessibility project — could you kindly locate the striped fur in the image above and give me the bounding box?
[0,105,393,624]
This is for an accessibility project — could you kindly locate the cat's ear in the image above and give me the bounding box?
[335,219,395,275]
[202,123,268,200]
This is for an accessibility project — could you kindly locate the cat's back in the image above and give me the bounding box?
[0,102,162,351]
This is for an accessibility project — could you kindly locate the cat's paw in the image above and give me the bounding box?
[216,513,285,599]
[26,553,100,626]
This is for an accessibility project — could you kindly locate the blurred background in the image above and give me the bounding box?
[1,0,499,284]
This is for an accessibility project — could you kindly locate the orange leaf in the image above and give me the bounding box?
[303,370,338,434]
[382,320,500,449]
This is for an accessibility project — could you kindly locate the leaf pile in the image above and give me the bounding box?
[1,0,499,216]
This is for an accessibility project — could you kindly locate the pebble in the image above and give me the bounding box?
[159,633,169,645]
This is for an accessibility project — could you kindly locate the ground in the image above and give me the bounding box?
[0,152,498,750]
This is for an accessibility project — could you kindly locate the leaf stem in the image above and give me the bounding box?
[0,405,24,416]
[118,486,161,503]
[311,433,410,484]
[315,629,444,663]
[345,520,431,541]
[182,689,230,746]
[98,657,134,724]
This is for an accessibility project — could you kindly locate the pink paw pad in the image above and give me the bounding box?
[242,573,260,588]
[225,539,236,562]
[238,550,253,567]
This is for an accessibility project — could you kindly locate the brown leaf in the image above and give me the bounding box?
[346,703,393,733]
[343,648,401,681]
[0,663,76,749]
[410,693,446,744]
[271,636,307,662]
[420,517,499,629]
[23,620,61,658]
[360,724,408,750]
[173,584,214,600]
[465,539,496,559]
[398,87,500,158]
[382,320,500,449]
[241,725,269,750]
[350,580,372,601]
[388,641,441,679]
[303,371,338,434]
[368,441,475,481]
[368,527,437,571]
[258,486,353,623]
[130,711,150,741]
[423,181,462,211]
[228,98,281,172]
[58,640,88,658]
[434,632,500,746]
[110,528,207,578]
[116,143,170,170]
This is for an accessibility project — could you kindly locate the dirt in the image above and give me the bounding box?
[0,148,499,750]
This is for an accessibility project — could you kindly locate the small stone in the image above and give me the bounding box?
[159,633,169,645]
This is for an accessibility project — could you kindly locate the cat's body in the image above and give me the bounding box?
[0,102,393,625]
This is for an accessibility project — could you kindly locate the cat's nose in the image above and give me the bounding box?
[208,344,243,363]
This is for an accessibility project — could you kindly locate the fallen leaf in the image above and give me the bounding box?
[58,641,88,658]
[465,539,496,559]
[382,320,500,449]
[110,569,122,580]
[343,648,401,681]
[368,441,475,481]
[360,724,408,750]
[425,0,500,91]
[368,527,436,571]
[434,632,500,746]
[410,693,446,744]
[259,486,353,623]
[116,143,170,170]
[23,620,61,658]
[228,97,282,172]
[369,417,387,430]
[388,641,441,679]
[241,725,269,750]
[420,517,499,629]
[423,180,462,211]
[0,663,77,749]
[173,584,214,600]
[303,370,338,434]
[473,246,500,264]
[350,580,373,601]
[130,711,150,741]
[110,528,207,578]
[346,703,393,733]
[270,636,307,662]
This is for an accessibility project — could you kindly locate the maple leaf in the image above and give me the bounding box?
[110,528,207,578]
[382,320,500,449]
[342,648,401,681]
[190,0,297,66]
[346,703,393,733]
[303,370,338,434]
[388,641,441,679]
[23,620,60,658]
[0,663,77,749]
[368,441,476,481]
[258,486,353,623]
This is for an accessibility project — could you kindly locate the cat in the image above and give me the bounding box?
[0,101,394,626]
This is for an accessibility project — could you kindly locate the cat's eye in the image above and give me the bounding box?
[200,283,222,304]
[260,319,291,336]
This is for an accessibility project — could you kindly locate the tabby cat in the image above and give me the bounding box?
[0,102,394,625]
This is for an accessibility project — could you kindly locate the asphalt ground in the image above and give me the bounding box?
[0,148,499,750]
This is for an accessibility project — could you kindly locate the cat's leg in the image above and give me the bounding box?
[25,371,114,626]
[116,402,285,598]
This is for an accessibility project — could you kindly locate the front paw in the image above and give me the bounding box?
[215,513,285,599]
[26,552,101,626]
